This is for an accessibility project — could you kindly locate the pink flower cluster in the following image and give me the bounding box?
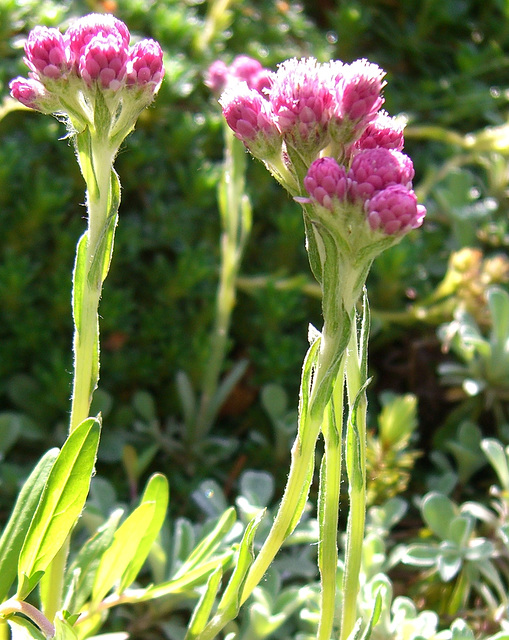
[215,55,425,237]
[10,13,164,112]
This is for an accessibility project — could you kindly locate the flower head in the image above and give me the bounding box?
[24,26,72,81]
[366,184,426,235]
[205,59,229,93]
[9,76,56,112]
[348,148,414,200]
[339,59,385,127]
[127,39,164,90]
[303,157,349,211]
[229,55,263,86]
[269,58,333,156]
[220,83,280,159]
[78,32,129,90]
[357,111,404,151]
[66,13,130,61]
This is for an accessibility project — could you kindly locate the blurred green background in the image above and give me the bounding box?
[2,0,509,507]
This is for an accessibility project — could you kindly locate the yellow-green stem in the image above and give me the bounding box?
[69,139,115,433]
[317,364,345,640]
[340,327,367,640]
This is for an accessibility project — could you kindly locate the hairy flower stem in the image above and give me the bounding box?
[70,132,118,433]
[46,127,119,621]
[240,304,352,605]
[340,324,368,640]
[317,364,345,640]
[192,126,251,442]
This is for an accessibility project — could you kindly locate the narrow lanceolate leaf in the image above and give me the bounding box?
[72,231,88,335]
[117,473,169,593]
[0,449,58,602]
[91,502,156,605]
[54,617,79,640]
[185,566,223,640]
[214,510,264,620]
[88,169,120,290]
[91,474,169,605]
[17,418,101,600]
[173,507,236,578]
[63,509,124,614]
[7,617,46,640]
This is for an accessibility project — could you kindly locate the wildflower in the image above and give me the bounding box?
[66,13,130,60]
[366,184,426,235]
[357,111,404,151]
[220,83,280,159]
[303,157,349,211]
[270,58,333,157]
[24,26,72,81]
[348,148,415,200]
[205,59,229,93]
[9,76,56,112]
[127,39,165,90]
[78,33,128,90]
[339,59,385,128]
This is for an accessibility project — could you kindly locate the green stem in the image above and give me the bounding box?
[317,364,345,640]
[0,599,55,638]
[192,128,251,441]
[70,138,116,433]
[340,326,368,640]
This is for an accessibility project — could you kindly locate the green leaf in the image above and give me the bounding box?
[118,473,169,592]
[481,438,509,491]
[91,501,156,605]
[54,617,78,640]
[62,508,124,613]
[176,371,197,428]
[488,287,509,347]
[17,419,100,599]
[0,449,58,602]
[421,492,457,541]
[185,566,223,640]
[71,231,88,335]
[7,617,46,640]
[173,507,236,578]
[205,510,264,630]
[358,585,384,640]
[88,170,120,291]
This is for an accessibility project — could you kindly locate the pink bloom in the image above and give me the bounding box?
[66,13,130,61]
[366,184,426,235]
[303,157,349,210]
[127,39,164,89]
[348,148,414,200]
[357,111,404,151]
[220,83,280,157]
[9,76,50,111]
[270,58,333,152]
[337,59,385,126]
[24,26,72,80]
[250,68,274,95]
[205,59,229,93]
[78,33,129,90]
[230,55,263,86]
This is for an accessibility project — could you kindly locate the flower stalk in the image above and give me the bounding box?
[216,54,427,639]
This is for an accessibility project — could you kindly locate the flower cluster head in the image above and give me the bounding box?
[10,13,164,138]
[216,54,425,242]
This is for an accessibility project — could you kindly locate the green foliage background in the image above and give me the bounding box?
[2,0,509,503]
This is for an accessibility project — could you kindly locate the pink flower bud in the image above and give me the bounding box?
[348,148,415,200]
[66,13,130,60]
[9,76,51,111]
[24,26,72,80]
[78,33,128,90]
[205,60,229,93]
[220,83,280,158]
[357,111,404,151]
[339,59,385,126]
[304,157,349,210]
[230,55,263,86]
[366,184,426,235]
[127,39,164,89]
[270,58,333,153]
